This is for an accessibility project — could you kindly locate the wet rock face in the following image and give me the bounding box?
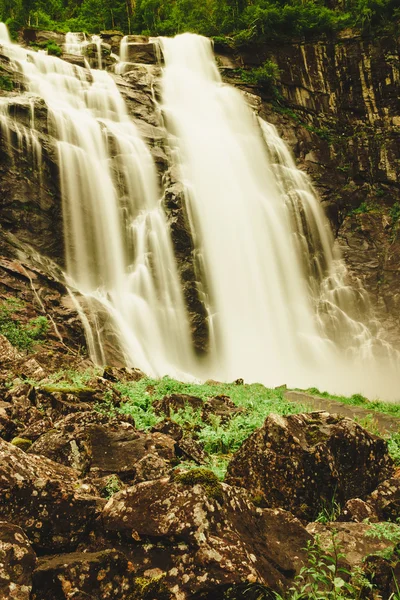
[225,411,394,520]
[102,474,312,598]
[0,438,100,552]
[0,521,36,600]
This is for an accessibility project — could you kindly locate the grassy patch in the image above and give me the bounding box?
[0,298,50,351]
[116,376,308,479]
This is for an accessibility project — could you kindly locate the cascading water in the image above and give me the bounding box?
[0,26,197,378]
[64,32,103,69]
[0,24,398,399]
[159,33,400,399]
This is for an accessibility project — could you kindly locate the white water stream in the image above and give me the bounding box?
[0,26,196,378]
[0,25,398,399]
[159,34,400,399]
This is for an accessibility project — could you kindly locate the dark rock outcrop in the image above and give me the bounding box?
[225,411,394,520]
[0,438,100,552]
[0,521,36,600]
[28,411,177,481]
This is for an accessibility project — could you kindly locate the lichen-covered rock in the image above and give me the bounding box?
[366,477,400,521]
[306,522,399,569]
[102,473,311,598]
[201,395,244,424]
[28,411,177,481]
[338,498,379,523]
[225,412,393,520]
[0,438,100,552]
[0,521,36,600]
[31,550,145,600]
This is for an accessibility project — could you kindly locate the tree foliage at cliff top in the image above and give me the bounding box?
[0,0,399,40]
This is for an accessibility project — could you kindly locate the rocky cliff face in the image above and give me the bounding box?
[218,31,400,345]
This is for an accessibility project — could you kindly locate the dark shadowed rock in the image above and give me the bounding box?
[102,473,311,598]
[225,412,394,520]
[28,411,177,481]
[0,521,36,600]
[366,477,400,522]
[31,550,140,600]
[151,418,183,441]
[0,438,100,552]
[154,393,204,416]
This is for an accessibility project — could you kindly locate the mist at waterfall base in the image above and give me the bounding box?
[0,26,399,400]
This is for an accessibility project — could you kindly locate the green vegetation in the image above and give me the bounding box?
[0,74,13,90]
[104,474,123,498]
[29,40,62,55]
[0,0,399,41]
[237,59,280,91]
[172,467,224,502]
[0,298,50,351]
[115,375,308,477]
[302,387,400,418]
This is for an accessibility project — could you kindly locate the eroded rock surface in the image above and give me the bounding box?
[0,521,36,600]
[226,411,394,520]
[0,438,100,552]
[102,473,311,598]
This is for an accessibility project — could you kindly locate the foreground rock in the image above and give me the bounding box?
[0,438,100,552]
[101,471,311,598]
[28,411,176,481]
[0,521,36,600]
[226,412,394,520]
[31,550,169,600]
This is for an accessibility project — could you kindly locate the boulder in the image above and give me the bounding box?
[28,411,177,481]
[153,393,203,416]
[0,438,100,552]
[31,550,157,600]
[21,28,65,46]
[201,395,243,424]
[123,41,157,64]
[366,477,400,522]
[225,412,394,520]
[339,498,379,523]
[102,471,312,598]
[306,522,400,568]
[0,521,36,600]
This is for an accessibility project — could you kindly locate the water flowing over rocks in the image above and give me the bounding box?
[225,411,394,520]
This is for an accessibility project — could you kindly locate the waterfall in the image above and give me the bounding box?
[64,32,103,69]
[0,24,398,399]
[159,33,400,399]
[0,26,197,378]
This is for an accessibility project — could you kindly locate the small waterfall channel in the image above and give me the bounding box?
[0,25,398,399]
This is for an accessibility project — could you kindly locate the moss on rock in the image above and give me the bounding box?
[173,467,224,503]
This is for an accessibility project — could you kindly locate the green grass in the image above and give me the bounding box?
[301,387,400,419]
[115,376,309,479]
[0,298,50,351]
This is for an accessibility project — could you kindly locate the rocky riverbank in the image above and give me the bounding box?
[0,337,400,599]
